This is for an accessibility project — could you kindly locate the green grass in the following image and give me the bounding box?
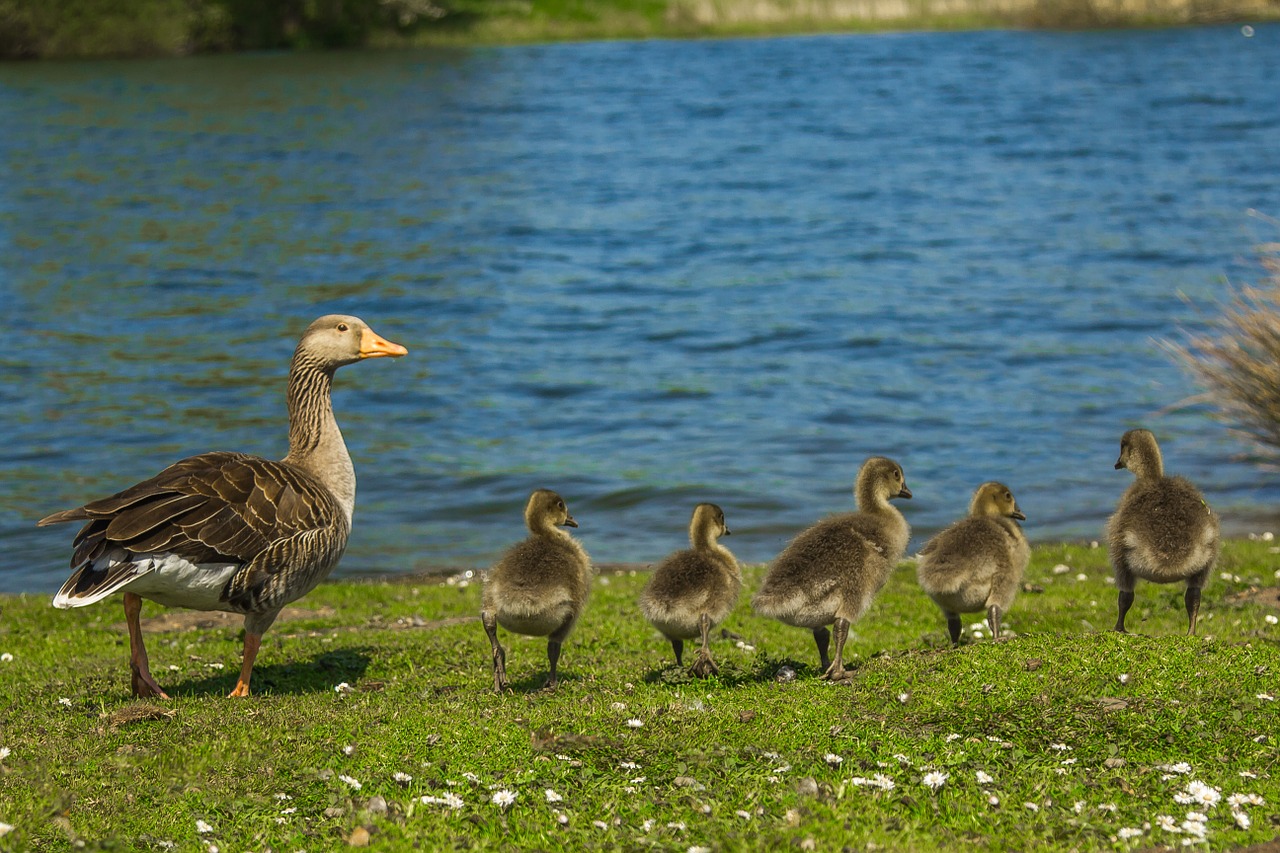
[1,540,1278,850]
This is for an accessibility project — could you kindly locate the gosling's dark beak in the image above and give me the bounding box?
[563,514,578,528]
[723,525,732,536]
[897,484,913,499]
[1011,508,1027,521]
[1114,457,1125,470]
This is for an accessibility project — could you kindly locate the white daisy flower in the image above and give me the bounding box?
[273,793,292,801]
[544,789,563,803]
[491,790,517,810]
[1227,793,1264,807]
[1099,803,1118,813]
[1185,781,1221,808]
[556,812,569,825]
[1239,771,1258,779]
[626,719,643,728]
[1233,810,1251,829]
[1160,763,1192,775]
[1118,673,1130,684]
[975,770,993,785]
[393,772,412,784]
[58,698,72,707]
[1049,743,1071,752]
[338,775,361,791]
[945,733,962,743]
[1155,815,1180,832]
[334,682,353,694]
[342,745,355,756]
[824,753,843,767]
[735,810,751,820]
[921,771,947,791]
[592,820,608,830]
[1265,615,1279,625]
[1117,828,1142,839]
[1024,802,1039,812]
[1072,801,1085,814]
[196,820,214,834]
[1257,694,1275,701]
[620,761,640,770]
[611,702,627,711]
[988,795,999,806]
[0,653,12,663]
[897,692,909,703]
[0,747,9,761]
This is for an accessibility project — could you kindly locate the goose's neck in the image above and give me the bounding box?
[856,482,891,513]
[281,353,355,522]
[1135,449,1164,479]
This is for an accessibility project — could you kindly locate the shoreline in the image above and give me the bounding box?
[1,0,1276,61]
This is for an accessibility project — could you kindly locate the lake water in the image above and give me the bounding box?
[2,25,1280,594]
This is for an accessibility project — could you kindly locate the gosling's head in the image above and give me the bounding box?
[1114,429,1164,479]
[689,502,730,546]
[524,489,577,532]
[856,456,912,506]
[969,481,1025,521]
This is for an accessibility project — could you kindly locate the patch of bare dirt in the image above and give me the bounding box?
[1225,585,1280,610]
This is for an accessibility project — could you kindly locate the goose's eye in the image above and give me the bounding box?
[337,323,349,332]
[557,501,565,510]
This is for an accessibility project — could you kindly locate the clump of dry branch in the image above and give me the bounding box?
[1173,244,1280,458]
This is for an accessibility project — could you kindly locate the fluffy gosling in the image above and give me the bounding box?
[481,489,592,692]
[916,481,1029,644]
[1108,429,1219,635]
[639,503,741,677]
[753,457,911,680]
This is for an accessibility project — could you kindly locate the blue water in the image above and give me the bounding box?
[2,26,1280,594]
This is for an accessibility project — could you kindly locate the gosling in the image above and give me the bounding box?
[916,482,1029,645]
[640,503,742,677]
[481,489,592,692]
[753,457,911,680]
[1108,429,1219,635]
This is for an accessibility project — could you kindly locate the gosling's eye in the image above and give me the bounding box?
[337,323,349,332]
[557,501,565,510]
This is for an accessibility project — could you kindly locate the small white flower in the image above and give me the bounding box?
[667,821,687,831]
[1239,771,1258,779]
[0,747,9,761]
[421,793,464,809]
[1227,793,1264,807]
[393,772,412,784]
[1232,810,1251,829]
[492,789,517,810]
[630,776,646,784]
[1264,531,1275,541]
[592,820,608,830]
[921,771,947,791]
[988,795,999,806]
[544,789,563,803]
[1024,802,1039,812]
[556,812,569,825]
[1098,803,1117,813]
[1072,801,1085,814]
[893,754,912,766]
[1265,615,1279,625]
[1220,572,1234,581]
[626,719,643,728]
[735,810,751,820]
[1118,673,1130,684]
[1160,763,1193,775]
[0,653,12,663]
[972,631,984,639]
[945,733,961,743]
[1257,693,1275,701]
[1117,827,1143,840]
[1076,573,1088,581]
[1156,815,1180,832]
[735,640,755,651]
[1049,743,1071,752]
[334,682,353,694]
[342,745,355,756]
[619,760,641,770]
[462,772,481,783]
[196,820,214,834]
[1180,818,1207,838]
[611,702,627,711]
[274,793,292,800]
[688,847,711,853]
[58,697,72,707]
[897,692,909,703]
[1061,758,1077,765]
[1185,780,1221,808]
[824,753,843,767]
[281,807,296,815]
[1052,564,1070,575]
[338,775,362,791]
[975,770,993,785]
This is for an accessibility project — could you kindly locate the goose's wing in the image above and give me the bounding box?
[43,451,344,605]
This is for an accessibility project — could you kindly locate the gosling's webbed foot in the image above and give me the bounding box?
[688,653,719,678]
[820,661,851,682]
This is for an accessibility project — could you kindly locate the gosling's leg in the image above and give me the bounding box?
[821,618,851,681]
[1113,557,1136,633]
[545,639,562,690]
[482,611,509,693]
[124,593,169,699]
[1185,566,1210,636]
[812,626,831,672]
[670,638,684,667]
[689,613,719,678]
[987,604,1002,641]
[946,612,962,646]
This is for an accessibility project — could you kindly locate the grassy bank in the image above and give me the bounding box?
[1,0,1278,59]
[0,540,1278,850]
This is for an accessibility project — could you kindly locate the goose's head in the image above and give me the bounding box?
[856,456,912,507]
[297,315,408,369]
[690,502,729,547]
[525,489,577,533]
[1114,428,1163,479]
[970,481,1025,521]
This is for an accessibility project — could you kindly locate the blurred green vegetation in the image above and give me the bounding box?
[1,0,1277,58]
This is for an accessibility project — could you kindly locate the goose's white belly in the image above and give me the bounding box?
[124,552,243,612]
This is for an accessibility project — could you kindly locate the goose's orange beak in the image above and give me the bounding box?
[359,328,408,358]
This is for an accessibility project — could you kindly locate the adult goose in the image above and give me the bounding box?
[39,314,407,698]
